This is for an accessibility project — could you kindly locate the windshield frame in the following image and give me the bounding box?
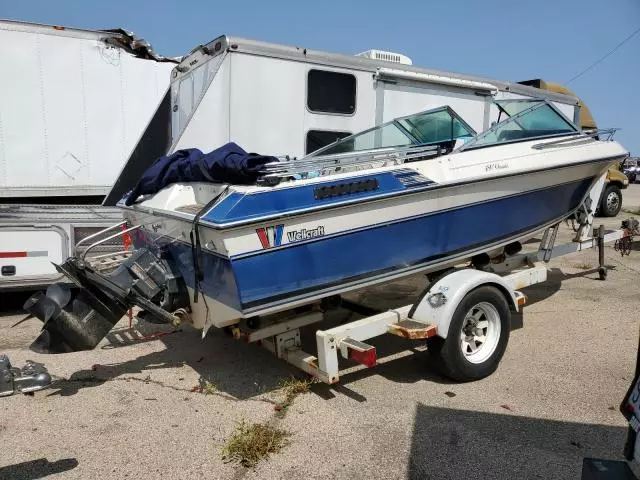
[303,105,477,159]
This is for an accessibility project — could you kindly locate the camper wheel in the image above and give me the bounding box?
[428,286,510,382]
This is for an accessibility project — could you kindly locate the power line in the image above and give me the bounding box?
[566,25,640,84]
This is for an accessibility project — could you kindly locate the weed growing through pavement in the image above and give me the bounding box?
[199,378,218,395]
[274,376,314,417]
[221,420,290,467]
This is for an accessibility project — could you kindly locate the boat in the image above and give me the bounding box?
[23,98,628,353]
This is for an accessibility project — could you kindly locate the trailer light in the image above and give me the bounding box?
[341,338,377,367]
[349,347,377,368]
[516,293,527,306]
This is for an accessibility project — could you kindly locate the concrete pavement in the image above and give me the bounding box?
[1,185,640,479]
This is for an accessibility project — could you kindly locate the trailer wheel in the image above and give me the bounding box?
[428,286,510,382]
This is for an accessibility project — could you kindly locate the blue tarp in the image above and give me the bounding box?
[124,142,277,206]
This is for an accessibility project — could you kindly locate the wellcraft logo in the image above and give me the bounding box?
[287,226,325,242]
[256,224,325,249]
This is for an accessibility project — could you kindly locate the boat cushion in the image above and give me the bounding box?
[124,143,277,206]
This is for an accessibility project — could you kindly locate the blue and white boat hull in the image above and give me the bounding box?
[123,152,620,329]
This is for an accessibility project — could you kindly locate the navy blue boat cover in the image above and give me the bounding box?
[124,142,277,206]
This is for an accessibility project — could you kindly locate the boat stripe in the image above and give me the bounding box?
[229,175,596,260]
[199,154,623,228]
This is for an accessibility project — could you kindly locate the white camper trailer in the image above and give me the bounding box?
[0,20,176,290]
[163,37,581,154]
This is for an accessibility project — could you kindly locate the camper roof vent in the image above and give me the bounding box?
[356,49,412,65]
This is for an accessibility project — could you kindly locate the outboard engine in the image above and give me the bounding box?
[24,248,190,353]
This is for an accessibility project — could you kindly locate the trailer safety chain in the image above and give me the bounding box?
[615,238,631,256]
[614,219,639,256]
[615,236,633,256]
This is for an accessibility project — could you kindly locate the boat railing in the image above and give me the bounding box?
[74,220,128,252]
[72,220,140,262]
[80,225,140,262]
[257,144,441,185]
[531,128,619,150]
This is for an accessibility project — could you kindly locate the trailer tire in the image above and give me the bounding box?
[428,286,511,382]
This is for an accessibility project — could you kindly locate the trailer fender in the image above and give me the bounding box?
[409,269,519,339]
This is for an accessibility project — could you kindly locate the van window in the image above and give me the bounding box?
[307,70,356,115]
[306,130,351,154]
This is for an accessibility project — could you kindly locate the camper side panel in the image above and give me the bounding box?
[0,26,172,197]
[173,55,230,152]
[302,67,377,155]
[229,54,306,156]
[380,83,488,134]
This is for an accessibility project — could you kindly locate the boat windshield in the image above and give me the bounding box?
[458,99,579,151]
[306,106,476,158]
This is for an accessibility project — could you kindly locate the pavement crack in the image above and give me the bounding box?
[52,374,273,404]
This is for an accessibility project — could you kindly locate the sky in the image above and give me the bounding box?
[1,0,638,155]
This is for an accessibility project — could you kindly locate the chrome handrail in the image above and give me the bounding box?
[74,220,127,250]
[81,225,140,261]
[258,144,441,184]
[531,128,619,150]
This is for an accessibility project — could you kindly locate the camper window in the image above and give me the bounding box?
[306,130,352,154]
[307,69,356,115]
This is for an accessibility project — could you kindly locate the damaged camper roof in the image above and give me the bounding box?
[0,18,181,63]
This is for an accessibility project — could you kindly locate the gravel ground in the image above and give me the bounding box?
[1,185,640,479]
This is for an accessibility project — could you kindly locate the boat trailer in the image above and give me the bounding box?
[16,174,639,385]
[15,216,636,386]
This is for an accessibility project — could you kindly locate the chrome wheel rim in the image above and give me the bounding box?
[460,302,501,364]
[606,191,620,212]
